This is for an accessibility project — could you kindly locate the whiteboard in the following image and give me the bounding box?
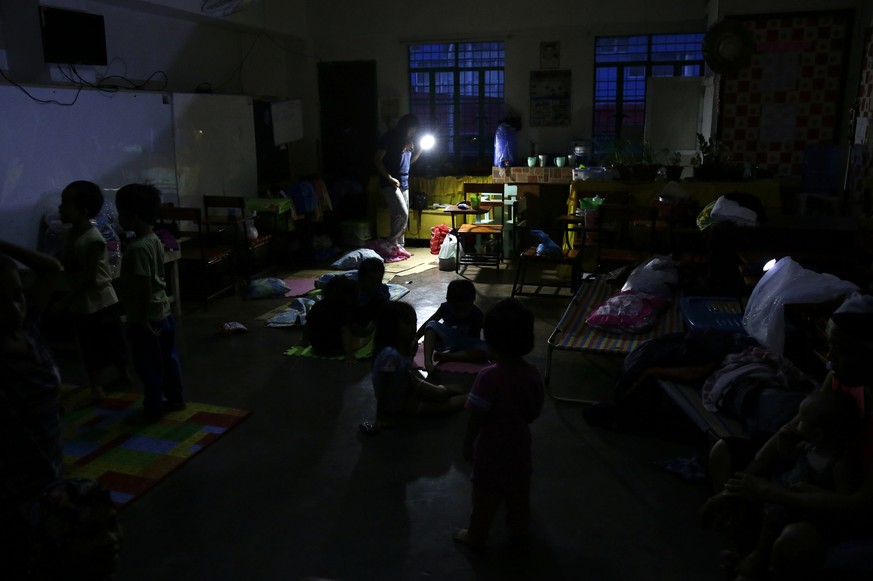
[271,99,303,145]
[644,77,702,154]
[0,84,177,249]
[173,93,257,208]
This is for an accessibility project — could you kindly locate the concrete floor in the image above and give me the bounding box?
[64,256,729,580]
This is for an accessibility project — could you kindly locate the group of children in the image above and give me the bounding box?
[10,178,872,573]
[1,180,185,577]
[332,274,546,550]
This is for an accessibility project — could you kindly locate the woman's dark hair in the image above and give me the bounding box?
[62,181,104,219]
[446,279,476,303]
[322,275,357,304]
[483,298,534,358]
[115,183,161,225]
[396,113,420,133]
[373,300,416,356]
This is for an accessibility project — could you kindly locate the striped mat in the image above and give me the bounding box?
[548,279,685,354]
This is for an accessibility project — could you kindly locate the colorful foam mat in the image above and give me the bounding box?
[61,391,250,508]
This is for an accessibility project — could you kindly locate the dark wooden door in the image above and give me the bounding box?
[317,61,378,185]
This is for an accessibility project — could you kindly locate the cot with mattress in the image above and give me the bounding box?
[545,277,686,402]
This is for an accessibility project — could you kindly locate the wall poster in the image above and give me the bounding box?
[530,69,571,127]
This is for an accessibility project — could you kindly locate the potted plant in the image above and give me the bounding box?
[607,140,660,181]
[690,133,741,180]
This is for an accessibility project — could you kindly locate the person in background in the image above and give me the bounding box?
[454,298,545,551]
[374,113,421,252]
[702,293,873,579]
[0,238,63,577]
[370,301,466,428]
[114,184,185,419]
[57,180,132,401]
[416,279,488,374]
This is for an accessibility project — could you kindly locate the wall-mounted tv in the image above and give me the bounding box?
[39,6,107,66]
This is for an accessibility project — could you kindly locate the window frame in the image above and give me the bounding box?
[408,41,505,173]
[593,33,705,150]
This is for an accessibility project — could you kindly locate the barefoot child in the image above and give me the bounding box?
[114,184,185,419]
[371,301,466,427]
[454,298,545,550]
[416,279,487,373]
[57,180,131,399]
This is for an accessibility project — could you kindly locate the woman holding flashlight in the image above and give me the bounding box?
[374,113,422,250]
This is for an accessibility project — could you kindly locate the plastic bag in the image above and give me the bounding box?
[493,122,517,166]
[438,233,458,271]
[621,255,678,298]
[248,277,291,298]
[430,224,450,255]
[742,257,859,353]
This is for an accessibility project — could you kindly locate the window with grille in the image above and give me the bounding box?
[594,33,704,152]
[409,42,504,171]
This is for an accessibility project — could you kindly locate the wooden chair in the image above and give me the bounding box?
[202,195,275,286]
[456,183,505,271]
[157,205,235,309]
[511,187,582,298]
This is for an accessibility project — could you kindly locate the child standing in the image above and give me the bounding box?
[454,298,545,550]
[57,180,131,399]
[0,238,64,576]
[416,279,488,373]
[371,301,466,427]
[114,184,185,419]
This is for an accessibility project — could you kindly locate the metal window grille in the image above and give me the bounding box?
[409,42,505,169]
[593,33,704,147]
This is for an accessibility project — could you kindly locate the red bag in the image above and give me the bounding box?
[430,224,450,255]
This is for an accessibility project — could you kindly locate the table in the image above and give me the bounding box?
[443,204,504,270]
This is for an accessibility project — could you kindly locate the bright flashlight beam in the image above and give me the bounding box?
[762,258,776,272]
[419,134,435,151]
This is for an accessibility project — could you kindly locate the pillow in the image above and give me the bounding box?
[248,277,291,298]
[330,248,383,270]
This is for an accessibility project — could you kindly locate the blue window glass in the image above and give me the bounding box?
[593,33,704,147]
[409,42,505,170]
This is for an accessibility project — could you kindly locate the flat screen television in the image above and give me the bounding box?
[39,6,107,66]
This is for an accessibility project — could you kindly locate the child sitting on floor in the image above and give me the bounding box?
[453,298,545,551]
[371,301,466,427]
[416,279,488,373]
[305,275,359,359]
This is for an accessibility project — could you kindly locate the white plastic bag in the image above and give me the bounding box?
[438,233,458,271]
[621,255,678,298]
[742,257,859,353]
